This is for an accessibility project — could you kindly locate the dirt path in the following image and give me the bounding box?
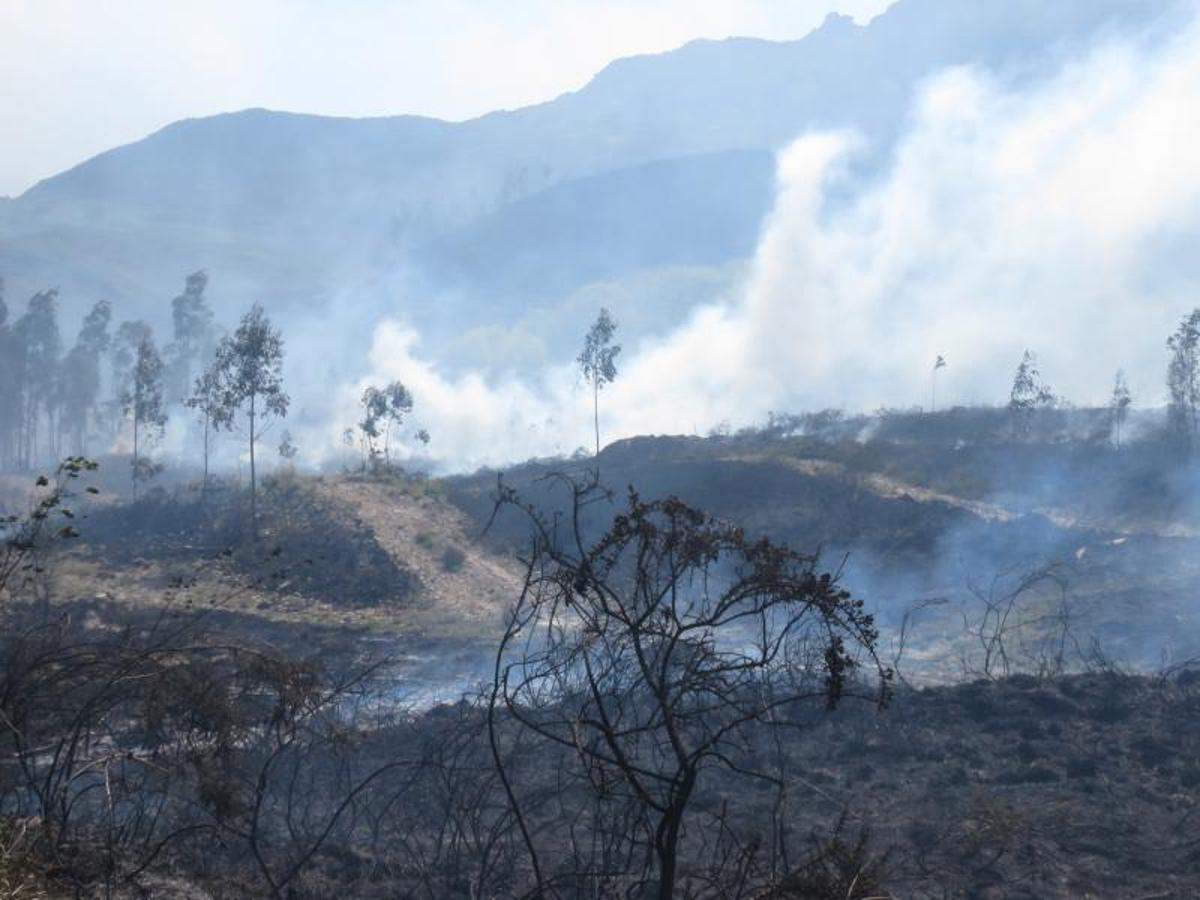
[727,454,1018,522]
[722,452,1200,539]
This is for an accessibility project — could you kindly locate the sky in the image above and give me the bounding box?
[0,0,896,197]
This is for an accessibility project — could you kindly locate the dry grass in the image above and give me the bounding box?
[0,819,52,900]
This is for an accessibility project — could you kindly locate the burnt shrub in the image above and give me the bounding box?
[439,544,467,573]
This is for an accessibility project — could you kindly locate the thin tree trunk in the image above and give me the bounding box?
[25,392,36,469]
[249,392,257,539]
[201,411,210,504]
[593,378,600,457]
[132,404,140,502]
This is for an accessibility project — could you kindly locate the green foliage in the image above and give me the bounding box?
[165,270,217,403]
[577,307,620,390]
[58,300,112,456]
[211,304,289,532]
[10,290,62,468]
[1166,308,1200,451]
[1008,350,1056,439]
[213,304,289,427]
[1108,369,1132,449]
[122,332,168,496]
[359,380,422,467]
[111,319,152,402]
[1,458,96,603]
[0,279,19,469]
[578,307,621,455]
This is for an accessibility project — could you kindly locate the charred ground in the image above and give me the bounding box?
[2,408,1199,897]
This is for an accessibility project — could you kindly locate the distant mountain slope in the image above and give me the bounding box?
[421,149,776,305]
[0,0,1178,353]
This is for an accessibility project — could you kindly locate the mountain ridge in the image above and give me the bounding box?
[0,0,1179,366]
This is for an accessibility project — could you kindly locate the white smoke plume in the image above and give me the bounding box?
[313,8,1200,472]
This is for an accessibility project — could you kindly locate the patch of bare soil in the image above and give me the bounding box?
[46,474,523,641]
[309,476,523,636]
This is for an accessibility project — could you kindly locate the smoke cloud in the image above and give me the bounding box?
[312,8,1200,473]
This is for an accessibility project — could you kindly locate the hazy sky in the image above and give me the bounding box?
[0,0,896,197]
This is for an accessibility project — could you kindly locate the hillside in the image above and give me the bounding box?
[34,472,516,638]
[12,409,1199,681]
[0,0,1177,360]
[447,417,1200,676]
[5,421,1200,896]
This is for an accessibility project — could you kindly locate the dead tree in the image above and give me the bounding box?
[487,472,892,899]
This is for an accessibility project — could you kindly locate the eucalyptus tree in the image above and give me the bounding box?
[931,354,946,413]
[578,308,621,456]
[1167,309,1200,452]
[13,289,62,466]
[0,279,19,468]
[1109,369,1132,450]
[165,270,217,403]
[122,334,168,499]
[110,320,154,442]
[58,300,112,454]
[212,304,289,535]
[186,364,231,502]
[359,380,420,468]
[1008,350,1055,440]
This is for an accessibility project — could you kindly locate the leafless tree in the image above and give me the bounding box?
[487,472,892,899]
